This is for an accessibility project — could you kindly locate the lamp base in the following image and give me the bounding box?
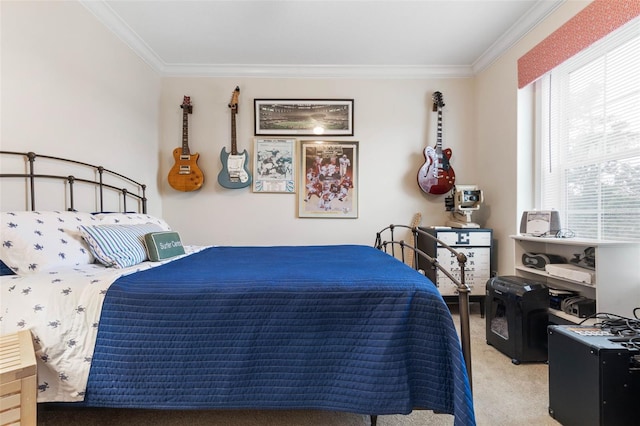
[446,220,481,228]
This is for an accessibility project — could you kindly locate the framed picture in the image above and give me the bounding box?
[254,99,354,136]
[298,140,358,218]
[252,138,297,193]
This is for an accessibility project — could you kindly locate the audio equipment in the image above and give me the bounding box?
[521,252,566,270]
[548,325,640,426]
[519,210,561,236]
[545,263,595,284]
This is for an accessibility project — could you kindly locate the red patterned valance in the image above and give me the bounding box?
[518,0,640,89]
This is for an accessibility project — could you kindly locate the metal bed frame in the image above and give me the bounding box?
[1,151,473,426]
[0,151,147,213]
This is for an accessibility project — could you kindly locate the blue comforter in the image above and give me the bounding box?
[85,245,475,425]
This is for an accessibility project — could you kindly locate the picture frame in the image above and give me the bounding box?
[252,138,297,193]
[254,99,354,136]
[298,140,358,218]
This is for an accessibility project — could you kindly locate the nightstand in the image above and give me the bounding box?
[417,227,493,315]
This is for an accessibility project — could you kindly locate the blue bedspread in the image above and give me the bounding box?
[85,245,475,425]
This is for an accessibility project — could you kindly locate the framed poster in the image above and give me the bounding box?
[298,140,358,218]
[254,99,354,136]
[252,138,296,193]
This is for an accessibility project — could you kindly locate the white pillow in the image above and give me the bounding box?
[93,213,171,231]
[0,211,97,274]
[79,223,164,268]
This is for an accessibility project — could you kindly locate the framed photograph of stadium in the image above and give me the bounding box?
[298,140,358,218]
[254,99,354,136]
[252,138,297,193]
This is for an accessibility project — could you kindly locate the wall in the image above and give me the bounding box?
[475,0,591,275]
[1,0,596,272]
[160,78,477,246]
[0,2,477,247]
[0,1,162,214]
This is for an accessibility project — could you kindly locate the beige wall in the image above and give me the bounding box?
[1,0,594,270]
[0,1,162,213]
[475,0,591,274]
[160,77,477,246]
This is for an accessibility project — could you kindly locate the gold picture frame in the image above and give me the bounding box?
[298,140,358,218]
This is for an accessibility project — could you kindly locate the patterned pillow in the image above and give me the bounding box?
[0,211,97,274]
[79,223,164,268]
[93,213,171,230]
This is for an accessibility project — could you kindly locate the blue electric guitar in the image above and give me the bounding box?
[218,86,251,189]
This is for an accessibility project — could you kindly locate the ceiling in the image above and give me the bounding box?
[80,0,564,78]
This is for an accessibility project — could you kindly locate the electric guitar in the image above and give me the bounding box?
[218,86,251,189]
[417,91,455,195]
[168,96,204,192]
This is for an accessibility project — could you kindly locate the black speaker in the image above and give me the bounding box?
[548,325,640,426]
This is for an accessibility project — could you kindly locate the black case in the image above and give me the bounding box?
[485,275,549,364]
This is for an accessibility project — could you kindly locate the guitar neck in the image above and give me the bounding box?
[436,109,443,153]
[230,112,238,155]
[182,110,191,155]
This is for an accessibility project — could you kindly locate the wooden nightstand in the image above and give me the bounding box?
[1,330,37,426]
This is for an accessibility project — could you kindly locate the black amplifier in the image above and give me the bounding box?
[548,325,640,426]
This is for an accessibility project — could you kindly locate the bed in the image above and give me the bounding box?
[0,151,476,426]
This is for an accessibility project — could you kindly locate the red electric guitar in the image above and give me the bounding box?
[417,91,455,195]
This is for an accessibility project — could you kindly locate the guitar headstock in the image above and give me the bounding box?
[432,91,445,112]
[228,86,240,113]
[181,96,192,114]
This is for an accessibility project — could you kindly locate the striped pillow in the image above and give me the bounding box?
[79,223,163,268]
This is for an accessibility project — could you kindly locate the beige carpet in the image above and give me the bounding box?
[38,304,561,426]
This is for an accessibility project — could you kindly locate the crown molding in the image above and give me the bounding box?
[79,0,165,74]
[81,0,563,79]
[473,0,565,73]
[160,64,474,79]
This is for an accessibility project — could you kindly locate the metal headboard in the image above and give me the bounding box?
[375,224,473,392]
[0,151,147,213]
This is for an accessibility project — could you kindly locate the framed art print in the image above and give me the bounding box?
[254,99,354,136]
[298,140,358,218]
[252,138,296,193]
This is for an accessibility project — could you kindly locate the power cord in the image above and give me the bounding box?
[531,228,575,238]
[579,311,640,336]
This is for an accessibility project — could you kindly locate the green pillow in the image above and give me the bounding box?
[144,231,185,262]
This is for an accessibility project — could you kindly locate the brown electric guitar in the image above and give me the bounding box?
[168,96,204,191]
[417,91,455,195]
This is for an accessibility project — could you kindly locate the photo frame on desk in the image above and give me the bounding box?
[298,140,358,218]
[252,138,297,193]
[254,99,354,136]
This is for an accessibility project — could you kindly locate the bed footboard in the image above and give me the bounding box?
[375,224,473,391]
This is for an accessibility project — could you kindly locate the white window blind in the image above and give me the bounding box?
[538,18,640,241]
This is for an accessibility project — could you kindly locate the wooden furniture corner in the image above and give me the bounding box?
[1,330,37,426]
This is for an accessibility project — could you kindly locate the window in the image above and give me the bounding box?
[537,18,640,241]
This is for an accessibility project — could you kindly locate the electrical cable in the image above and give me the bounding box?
[579,311,640,338]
